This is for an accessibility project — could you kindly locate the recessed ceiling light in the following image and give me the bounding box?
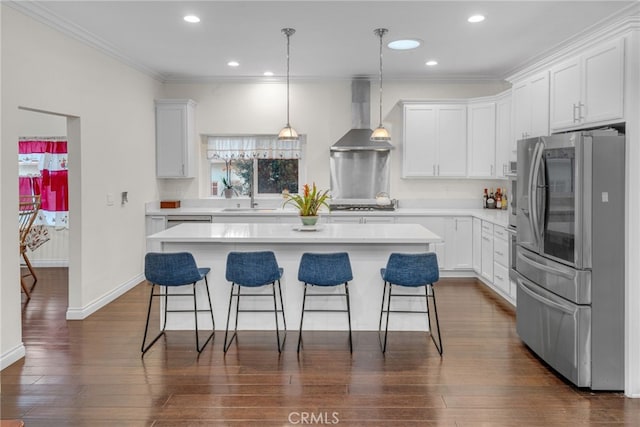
[426,60,438,66]
[227,61,240,67]
[263,71,274,77]
[183,15,200,23]
[388,39,421,50]
[468,14,485,23]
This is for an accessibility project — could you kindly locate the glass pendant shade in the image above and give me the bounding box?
[278,28,299,142]
[371,125,391,142]
[278,125,299,141]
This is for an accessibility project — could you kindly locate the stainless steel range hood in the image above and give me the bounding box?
[330,80,392,200]
[330,80,393,151]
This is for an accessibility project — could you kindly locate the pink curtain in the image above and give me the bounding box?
[18,138,69,228]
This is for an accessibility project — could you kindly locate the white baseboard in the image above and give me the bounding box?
[29,259,69,268]
[0,343,26,371]
[66,273,144,320]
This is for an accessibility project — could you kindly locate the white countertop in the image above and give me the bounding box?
[147,222,443,244]
[146,206,509,227]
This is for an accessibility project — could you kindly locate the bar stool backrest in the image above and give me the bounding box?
[383,252,439,287]
[144,252,203,286]
[226,251,281,287]
[298,252,353,286]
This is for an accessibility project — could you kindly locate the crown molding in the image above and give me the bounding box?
[5,1,166,82]
[505,3,640,82]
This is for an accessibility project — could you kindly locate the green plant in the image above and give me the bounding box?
[221,176,233,189]
[283,183,330,216]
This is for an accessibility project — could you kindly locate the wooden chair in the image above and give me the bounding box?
[19,195,41,299]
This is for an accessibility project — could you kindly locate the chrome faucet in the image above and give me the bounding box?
[249,177,258,208]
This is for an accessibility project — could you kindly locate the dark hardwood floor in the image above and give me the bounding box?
[2,267,638,426]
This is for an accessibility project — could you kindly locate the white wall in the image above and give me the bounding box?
[159,80,509,202]
[1,5,162,368]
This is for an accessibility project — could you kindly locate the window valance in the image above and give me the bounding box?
[206,135,303,160]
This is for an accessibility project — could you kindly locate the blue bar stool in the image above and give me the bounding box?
[379,252,443,355]
[224,251,286,353]
[297,252,353,353]
[141,252,215,355]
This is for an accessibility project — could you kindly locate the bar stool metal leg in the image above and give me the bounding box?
[426,284,443,355]
[345,282,353,353]
[297,283,308,352]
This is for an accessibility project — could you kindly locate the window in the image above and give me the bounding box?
[207,135,303,197]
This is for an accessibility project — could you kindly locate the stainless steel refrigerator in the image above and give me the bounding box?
[515,129,624,390]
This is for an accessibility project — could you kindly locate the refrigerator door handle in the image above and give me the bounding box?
[529,140,544,247]
[517,249,575,280]
[518,277,576,314]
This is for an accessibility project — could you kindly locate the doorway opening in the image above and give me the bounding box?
[17,106,81,321]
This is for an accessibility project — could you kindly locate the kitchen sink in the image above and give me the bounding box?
[220,208,277,212]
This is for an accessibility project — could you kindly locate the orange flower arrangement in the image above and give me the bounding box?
[283,183,330,216]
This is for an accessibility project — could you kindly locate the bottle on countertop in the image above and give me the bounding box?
[501,187,508,210]
[487,188,495,209]
[483,188,488,208]
[496,188,502,209]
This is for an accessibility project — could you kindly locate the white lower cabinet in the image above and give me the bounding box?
[472,217,482,274]
[328,215,395,224]
[444,217,472,270]
[493,263,510,295]
[396,216,472,272]
[492,224,513,302]
[473,219,515,305]
[396,216,445,268]
[480,222,494,282]
[214,215,279,223]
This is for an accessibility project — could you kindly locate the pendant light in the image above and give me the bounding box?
[278,28,299,142]
[371,28,391,142]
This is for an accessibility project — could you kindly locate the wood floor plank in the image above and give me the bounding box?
[1,267,638,425]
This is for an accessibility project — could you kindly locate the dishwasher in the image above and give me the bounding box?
[166,215,213,228]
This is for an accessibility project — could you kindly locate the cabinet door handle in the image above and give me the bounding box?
[572,103,579,123]
[578,102,585,121]
[490,165,494,176]
[495,274,504,281]
[495,251,504,256]
[482,236,491,242]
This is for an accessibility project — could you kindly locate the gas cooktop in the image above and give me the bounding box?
[329,199,396,211]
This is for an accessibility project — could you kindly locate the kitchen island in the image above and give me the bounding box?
[147,222,442,332]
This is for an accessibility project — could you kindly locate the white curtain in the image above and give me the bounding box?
[206,135,303,160]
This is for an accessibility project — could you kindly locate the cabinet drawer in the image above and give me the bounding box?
[481,221,494,234]
[494,225,508,241]
[493,237,509,267]
[493,262,510,295]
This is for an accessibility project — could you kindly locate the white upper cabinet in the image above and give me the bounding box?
[155,99,197,178]
[512,71,550,142]
[495,92,513,176]
[467,101,496,178]
[402,103,467,178]
[550,38,624,131]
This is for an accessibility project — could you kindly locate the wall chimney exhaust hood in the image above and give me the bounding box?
[330,80,393,152]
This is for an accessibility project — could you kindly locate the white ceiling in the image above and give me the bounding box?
[11,1,637,82]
